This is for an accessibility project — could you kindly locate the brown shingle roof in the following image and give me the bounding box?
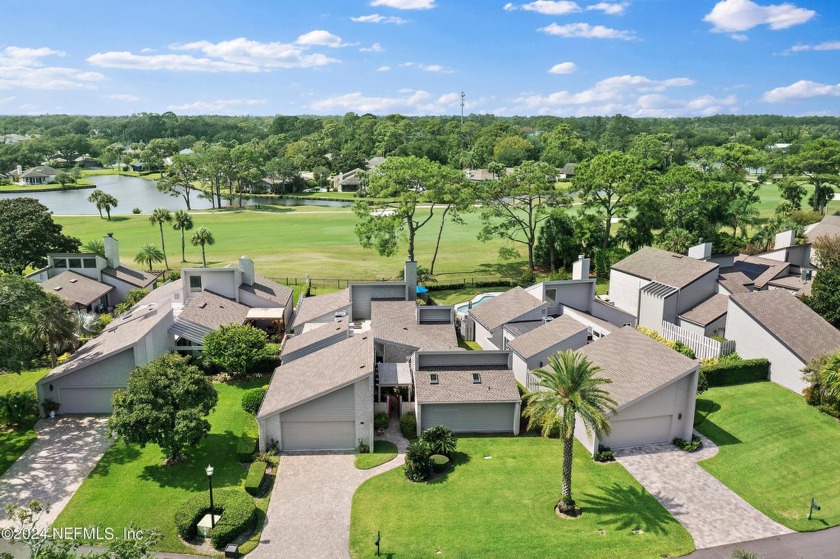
[507,316,588,359]
[414,367,521,404]
[258,335,374,418]
[280,318,349,358]
[729,290,840,363]
[468,286,544,331]
[612,247,718,289]
[102,265,159,288]
[575,327,697,410]
[718,267,754,294]
[292,288,351,328]
[679,294,729,326]
[177,291,249,330]
[41,271,112,307]
[766,275,813,296]
[807,214,840,243]
[733,254,789,289]
[372,300,458,355]
[240,275,293,307]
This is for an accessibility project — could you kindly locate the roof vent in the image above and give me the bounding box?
[53,286,62,291]
[430,373,439,385]
[69,278,78,283]
[473,373,482,384]
[198,302,207,309]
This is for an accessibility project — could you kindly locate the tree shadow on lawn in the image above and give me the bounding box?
[693,398,741,447]
[425,451,470,485]
[138,431,245,490]
[88,441,142,477]
[108,216,129,222]
[579,483,682,536]
[475,261,528,279]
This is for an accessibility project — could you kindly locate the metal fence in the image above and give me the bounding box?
[271,275,516,291]
[661,321,736,360]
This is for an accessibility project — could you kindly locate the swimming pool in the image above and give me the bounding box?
[454,292,502,315]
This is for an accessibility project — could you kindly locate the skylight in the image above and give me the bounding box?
[430,373,439,385]
[473,373,482,384]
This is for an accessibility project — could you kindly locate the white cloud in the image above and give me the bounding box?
[0,96,15,104]
[634,93,738,117]
[295,30,352,48]
[0,46,103,90]
[351,13,409,24]
[377,65,392,72]
[504,1,581,15]
[399,61,454,73]
[370,0,435,9]
[310,89,468,114]
[762,80,840,103]
[587,2,630,15]
[167,98,268,113]
[549,62,577,74]
[789,40,840,52]
[88,51,260,72]
[704,0,815,33]
[539,22,636,39]
[731,33,750,41]
[360,43,384,52]
[105,93,141,102]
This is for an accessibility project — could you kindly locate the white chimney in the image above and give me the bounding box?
[16,164,22,176]
[572,255,590,280]
[688,242,713,260]
[404,260,417,301]
[239,256,255,286]
[103,233,120,269]
[774,229,795,250]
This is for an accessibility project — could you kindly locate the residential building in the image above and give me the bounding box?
[10,164,58,186]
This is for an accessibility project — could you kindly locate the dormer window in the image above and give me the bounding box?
[189,275,202,293]
[430,374,439,385]
[473,373,482,384]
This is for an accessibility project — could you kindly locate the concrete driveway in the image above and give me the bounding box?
[616,432,792,549]
[0,416,111,529]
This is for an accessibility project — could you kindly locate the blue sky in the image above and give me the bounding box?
[0,0,838,117]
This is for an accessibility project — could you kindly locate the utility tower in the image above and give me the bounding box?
[460,92,465,125]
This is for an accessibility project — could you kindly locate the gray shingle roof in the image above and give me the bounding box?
[733,254,789,289]
[176,291,249,331]
[507,315,588,359]
[21,165,58,178]
[729,289,840,363]
[102,266,159,288]
[679,294,730,326]
[612,247,718,289]
[414,367,521,404]
[468,286,544,331]
[292,288,351,328]
[372,300,458,356]
[239,275,293,307]
[766,275,812,296]
[718,267,754,293]
[575,327,697,410]
[41,271,113,307]
[807,214,840,243]
[258,334,374,418]
[280,318,349,358]
[504,321,543,337]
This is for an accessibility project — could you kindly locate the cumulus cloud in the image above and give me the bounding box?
[351,13,409,24]
[167,99,268,113]
[539,22,636,39]
[370,0,435,9]
[360,43,384,52]
[634,93,738,117]
[704,0,815,33]
[310,89,468,114]
[730,33,750,41]
[377,65,392,72]
[399,62,454,73]
[587,2,630,15]
[762,80,840,103]
[295,30,353,48]
[788,40,840,52]
[88,37,340,72]
[0,46,103,90]
[548,61,577,74]
[504,1,581,15]
[105,93,141,102]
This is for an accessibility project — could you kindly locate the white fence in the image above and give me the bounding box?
[661,321,736,360]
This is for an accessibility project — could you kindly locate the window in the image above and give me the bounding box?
[545,288,557,305]
[472,373,482,384]
[429,373,439,385]
[189,275,202,293]
[53,258,66,268]
[83,258,96,268]
[68,258,82,268]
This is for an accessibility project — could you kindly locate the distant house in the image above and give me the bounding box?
[464,168,512,182]
[73,154,100,168]
[557,163,576,179]
[330,157,387,192]
[41,271,114,312]
[11,165,58,186]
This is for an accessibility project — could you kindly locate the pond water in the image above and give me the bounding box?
[0,175,353,215]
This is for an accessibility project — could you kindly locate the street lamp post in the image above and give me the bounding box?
[206,464,216,528]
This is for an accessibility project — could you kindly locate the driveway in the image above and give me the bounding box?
[249,423,407,559]
[615,432,792,549]
[0,416,111,529]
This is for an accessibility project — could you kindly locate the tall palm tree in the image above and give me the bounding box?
[134,243,166,272]
[87,190,104,218]
[149,208,173,269]
[191,227,215,268]
[172,210,194,262]
[100,193,118,220]
[523,349,617,515]
[27,293,77,368]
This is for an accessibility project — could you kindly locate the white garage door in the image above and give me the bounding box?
[60,387,117,414]
[281,421,355,451]
[421,403,515,433]
[605,415,672,449]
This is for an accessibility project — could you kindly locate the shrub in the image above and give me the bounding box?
[420,425,458,456]
[244,462,267,496]
[700,358,769,386]
[241,387,267,416]
[430,454,450,473]
[99,313,114,329]
[132,207,141,214]
[0,391,38,425]
[404,440,432,482]
[374,412,389,431]
[697,370,709,395]
[637,326,696,359]
[594,445,615,463]
[236,420,259,462]
[255,451,279,466]
[174,489,256,548]
[673,435,703,452]
[399,412,417,439]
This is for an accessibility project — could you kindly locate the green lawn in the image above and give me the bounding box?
[54,378,266,554]
[355,440,398,470]
[695,382,840,531]
[350,436,694,559]
[0,368,49,395]
[0,181,93,192]
[0,368,49,475]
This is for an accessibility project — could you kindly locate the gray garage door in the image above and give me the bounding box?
[604,415,673,449]
[281,421,355,451]
[420,403,515,433]
[60,387,116,414]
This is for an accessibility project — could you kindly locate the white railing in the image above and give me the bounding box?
[661,321,736,360]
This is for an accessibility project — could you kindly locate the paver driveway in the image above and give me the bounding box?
[616,432,792,549]
[0,416,111,529]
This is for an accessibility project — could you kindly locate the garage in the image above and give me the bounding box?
[281,421,355,451]
[59,387,117,414]
[603,415,673,449]
[420,403,516,433]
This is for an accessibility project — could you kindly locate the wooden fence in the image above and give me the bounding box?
[661,321,736,360]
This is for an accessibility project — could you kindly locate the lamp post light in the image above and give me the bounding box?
[206,464,216,528]
[374,531,380,557]
[808,497,821,520]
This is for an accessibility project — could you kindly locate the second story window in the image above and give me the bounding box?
[189,275,202,293]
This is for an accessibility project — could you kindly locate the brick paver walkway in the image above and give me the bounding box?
[615,431,792,549]
[249,419,408,559]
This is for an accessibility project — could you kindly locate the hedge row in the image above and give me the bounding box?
[244,462,267,496]
[425,280,517,292]
[399,412,417,439]
[174,489,256,548]
[236,420,259,462]
[700,358,770,386]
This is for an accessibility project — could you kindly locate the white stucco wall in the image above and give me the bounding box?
[354,375,374,449]
[590,299,636,327]
[475,321,496,350]
[608,270,649,316]
[675,271,719,314]
[183,269,240,300]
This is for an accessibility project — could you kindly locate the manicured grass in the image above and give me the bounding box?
[355,440,398,470]
[350,436,694,559]
[428,287,497,307]
[457,339,482,350]
[0,368,49,395]
[0,427,37,476]
[695,382,840,531]
[54,378,266,554]
[0,181,93,192]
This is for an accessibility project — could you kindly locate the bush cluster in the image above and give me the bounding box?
[673,435,703,452]
[425,280,516,292]
[241,387,267,415]
[419,425,457,456]
[700,357,769,386]
[0,391,38,425]
[636,327,696,359]
[594,445,615,462]
[404,440,432,482]
[236,420,259,463]
[174,489,257,548]
[244,462,267,496]
[374,412,389,431]
[399,412,417,439]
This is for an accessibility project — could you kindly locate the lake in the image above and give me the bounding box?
[0,175,353,215]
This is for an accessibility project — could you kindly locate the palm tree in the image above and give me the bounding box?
[134,243,165,272]
[172,210,193,262]
[87,190,104,218]
[523,349,617,515]
[149,208,173,269]
[191,227,215,268]
[27,293,77,368]
[81,238,105,257]
[100,193,118,220]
